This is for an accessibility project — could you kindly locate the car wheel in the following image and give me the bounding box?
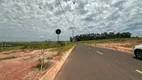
[135,50,142,59]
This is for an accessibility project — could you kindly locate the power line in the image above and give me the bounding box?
[57,0,72,28]
[57,0,79,39]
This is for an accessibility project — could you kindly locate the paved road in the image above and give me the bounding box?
[55,44,142,80]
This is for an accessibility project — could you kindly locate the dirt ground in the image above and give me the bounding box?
[90,41,142,53]
[0,49,58,80]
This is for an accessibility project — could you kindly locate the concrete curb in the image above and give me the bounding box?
[39,45,75,80]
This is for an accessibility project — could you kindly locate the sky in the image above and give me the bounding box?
[0,0,142,41]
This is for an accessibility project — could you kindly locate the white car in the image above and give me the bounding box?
[133,44,142,59]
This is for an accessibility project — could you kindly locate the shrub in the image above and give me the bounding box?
[34,62,50,70]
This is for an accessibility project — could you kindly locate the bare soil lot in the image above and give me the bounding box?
[0,49,58,80]
[90,41,142,53]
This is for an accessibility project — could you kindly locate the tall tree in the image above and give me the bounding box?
[73,32,132,41]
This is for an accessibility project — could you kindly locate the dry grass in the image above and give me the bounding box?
[0,56,16,61]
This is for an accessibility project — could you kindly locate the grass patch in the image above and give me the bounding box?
[48,43,74,58]
[0,41,73,52]
[57,43,75,56]
[0,56,17,61]
[46,56,53,60]
[0,46,23,52]
[0,42,58,52]
[34,62,50,70]
[62,43,75,51]
[49,43,74,52]
[78,38,142,44]
[122,45,134,48]
[54,43,74,54]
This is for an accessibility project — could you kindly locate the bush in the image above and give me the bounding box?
[34,62,50,70]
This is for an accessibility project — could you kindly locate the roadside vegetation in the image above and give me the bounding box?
[0,56,16,61]
[0,38,141,52]
[77,38,142,53]
[79,38,142,45]
[0,41,74,52]
[69,31,142,49]
[0,41,75,71]
[34,62,51,70]
[71,32,132,41]
[32,42,75,70]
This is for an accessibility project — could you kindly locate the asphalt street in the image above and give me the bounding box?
[55,44,142,80]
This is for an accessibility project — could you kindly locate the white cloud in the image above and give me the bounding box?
[0,0,142,41]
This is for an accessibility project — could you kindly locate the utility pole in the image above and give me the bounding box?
[72,30,74,42]
[72,30,74,38]
[57,34,59,42]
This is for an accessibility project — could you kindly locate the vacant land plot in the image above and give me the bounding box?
[87,38,142,53]
[0,42,74,80]
[0,41,60,52]
[0,49,55,80]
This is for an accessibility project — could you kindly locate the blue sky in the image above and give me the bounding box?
[0,0,142,41]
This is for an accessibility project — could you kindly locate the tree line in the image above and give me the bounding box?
[70,32,131,41]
